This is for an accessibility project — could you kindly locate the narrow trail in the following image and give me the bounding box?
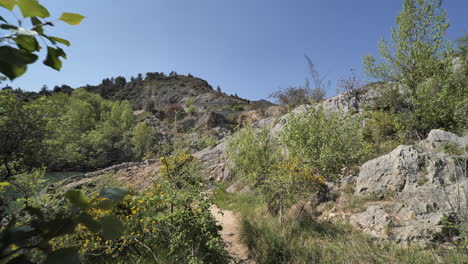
[210,205,255,263]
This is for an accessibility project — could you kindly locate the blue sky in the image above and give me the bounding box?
[4,0,468,100]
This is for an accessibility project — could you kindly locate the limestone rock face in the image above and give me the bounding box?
[419,129,468,151]
[263,85,380,134]
[320,86,380,114]
[194,140,231,182]
[351,130,467,243]
[355,146,422,197]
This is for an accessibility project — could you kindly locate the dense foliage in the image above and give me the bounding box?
[0,90,47,180]
[1,151,227,263]
[227,126,326,223]
[0,88,158,177]
[364,0,467,139]
[281,107,372,179]
[51,184,226,263]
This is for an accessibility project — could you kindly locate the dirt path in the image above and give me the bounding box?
[210,205,255,263]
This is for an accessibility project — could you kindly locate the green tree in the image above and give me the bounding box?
[456,32,468,55]
[0,0,84,80]
[363,0,450,94]
[87,100,135,165]
[0,90,47,181]
[131,122,157,160]
[44,90,105,168]
[363,0,466,138]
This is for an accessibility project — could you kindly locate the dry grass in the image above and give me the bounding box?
[214,186,468,264]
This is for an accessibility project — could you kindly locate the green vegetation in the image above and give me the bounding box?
[223,1,467,262]
[131,122,158,160]
[0,88,150,175]
[0,184,128,263]
[364,0,467,139]
[1,151,227,263]
[0,0,84,80]
[227,126,326,225]
[281,107,372,179]
[197,134,217,149]
[48,155,227,263]
[1,0,467,263]
[213,188,467,264]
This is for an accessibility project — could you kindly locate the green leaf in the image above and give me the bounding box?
[65,189,90,209]
[97,199,115,210]
[59,12,85,25]
[0,182,11,187]
[100,188,127,202]
[43,46,66,71]
[0,0,16,11]
[78,213,101,233]
[30,17,43,34]
[45,248,80,264]
[14,35,40,52]
[17,0,50,18]
[49,36,70,46]
[100,215,123,241]
[0,24,18,30]
[0,46,38,80]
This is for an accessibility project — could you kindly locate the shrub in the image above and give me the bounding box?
[186,105,197,116]
[363,0,467,140]
[185,98,194,107]
[131,122,157,160]
[281,107,372,179]
[363,111,400,155]
[269,86,311,107]
[159,153,202,190]
[48,154,226,263]
[198,134,217,149]
[47,184,226,263]
[227,126,280,186]
[0,188,128,264]
[227,127,326,222]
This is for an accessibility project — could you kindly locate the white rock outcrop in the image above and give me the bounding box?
[351,130,467,243]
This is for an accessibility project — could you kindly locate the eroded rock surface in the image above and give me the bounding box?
[351,130,467,243]
[194,140,231,182]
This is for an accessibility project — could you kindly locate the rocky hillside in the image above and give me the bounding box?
[59,86,467,248]
[83,73,278,142]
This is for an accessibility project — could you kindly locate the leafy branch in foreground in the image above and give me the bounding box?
[0,0,85,80]
[0,188,127,264]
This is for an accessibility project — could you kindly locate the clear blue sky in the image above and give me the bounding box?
[4,0,468,100]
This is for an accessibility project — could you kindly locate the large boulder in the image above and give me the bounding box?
[351,130,467,244]
[194,140,231,181]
